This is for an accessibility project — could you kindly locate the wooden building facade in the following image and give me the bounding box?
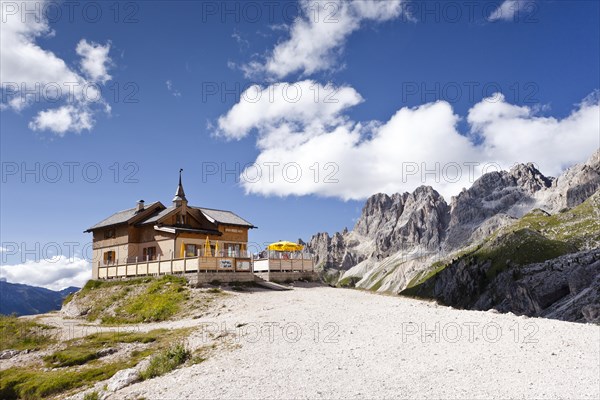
[85,171,255,279]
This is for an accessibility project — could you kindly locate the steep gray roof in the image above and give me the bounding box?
[194,207,255,228]
[85,201,161,231]
[86,203,255,232]
[141,206,176,225]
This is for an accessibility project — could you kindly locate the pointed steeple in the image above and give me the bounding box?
[173,169,187,207]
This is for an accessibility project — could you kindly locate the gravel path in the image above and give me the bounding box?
[105,285,600,399]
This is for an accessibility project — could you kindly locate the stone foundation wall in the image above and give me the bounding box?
[185,271,255,285]
[255,271,319,283]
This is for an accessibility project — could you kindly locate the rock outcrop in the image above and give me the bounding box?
[544,148,600,212]
[306,149,600,323]
[406,248,600,323]
[445,163,553,249]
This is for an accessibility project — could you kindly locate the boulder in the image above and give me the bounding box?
[0,349,19,359]
[106,368,140,392]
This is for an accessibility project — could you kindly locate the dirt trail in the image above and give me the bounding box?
[101,285,599,399]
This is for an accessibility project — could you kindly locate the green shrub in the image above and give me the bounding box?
[140,342,191,380]
[62,292,76,305]
[83,390,100,400]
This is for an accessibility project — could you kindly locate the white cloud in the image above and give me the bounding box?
[243,0,405,79]
[0,256,90,291]
[29,105,94,136]
[214,83,600,200]
[76,39,112,84]
[216,80,363,140]
[0,0,112,134]
[489,0,536,22]
[166,79,182,97]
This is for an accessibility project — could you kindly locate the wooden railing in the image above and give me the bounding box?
[252,257,315,273]
[97,255,252,279]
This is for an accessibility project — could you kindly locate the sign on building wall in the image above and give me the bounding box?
[219,260,233,269]
[237,261,250,270]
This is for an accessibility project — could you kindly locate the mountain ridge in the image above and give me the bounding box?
[0,281,79,316]
[307,149,600,321]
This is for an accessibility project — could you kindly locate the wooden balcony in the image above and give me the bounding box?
[97,255,252,279]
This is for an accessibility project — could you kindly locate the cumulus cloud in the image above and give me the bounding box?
[29,105,94,135]
[214,82,600,200]
[488,0,536,22]
[0,256,91,291]
[243,0,406,79]
[0,0,112,134]
[216,80,363,140]
[76,39,112,84]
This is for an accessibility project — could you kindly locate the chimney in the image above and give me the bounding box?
[136,199,145,212]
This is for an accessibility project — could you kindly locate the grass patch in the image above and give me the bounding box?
[0,315,56,351]
[1,328,192,399]
[42,330,163,368]
[62,292,76,305]
[0,360,135,400]
[81,276,189,324]
[338,276,360,288]
[139,342,191,380]
[474,228,577,279]
[43,348,101,368]
[507,192,600,248]
[83,391,100,400]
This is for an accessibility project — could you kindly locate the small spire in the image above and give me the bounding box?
[173,168,187,205]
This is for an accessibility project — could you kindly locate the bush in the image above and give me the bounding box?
[83,391,100,400]
[140,342,191,380]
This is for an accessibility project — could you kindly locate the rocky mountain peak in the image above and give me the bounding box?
[306,149,600,295]
[509,162,554,192]
[546,148,600,211]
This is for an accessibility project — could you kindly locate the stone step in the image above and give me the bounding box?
[254,279,292,291]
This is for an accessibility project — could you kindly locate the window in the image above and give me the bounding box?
[226,243,240,257]
[103,251,116,265]
[104,229,116,239]
[143,246,157,261]
[176,214,187,225]
[185,244,197,257]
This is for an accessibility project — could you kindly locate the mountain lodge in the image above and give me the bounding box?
[85,170,255,279]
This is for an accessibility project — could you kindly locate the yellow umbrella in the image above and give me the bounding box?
[204,236,211,257]
[267,241,304,252]
[215,241,219,257]
[180,241,185,258]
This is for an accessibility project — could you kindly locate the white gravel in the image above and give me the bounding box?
[108,285,599,399]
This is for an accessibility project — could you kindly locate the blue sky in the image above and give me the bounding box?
[1,0,599,289]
